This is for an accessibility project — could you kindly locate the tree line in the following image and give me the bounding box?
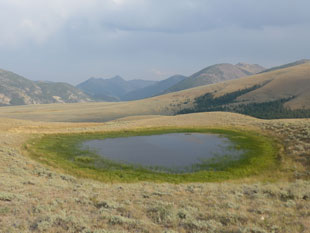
[178,85,310,119]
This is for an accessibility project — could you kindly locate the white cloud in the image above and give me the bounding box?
[0,0,99,46]
[1,0,310,48]
[112,0,124,5]
[0,0,309,83]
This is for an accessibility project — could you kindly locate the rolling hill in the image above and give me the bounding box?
[123,74,187,101]
[164,63,265,94]
[76,76,156,101]
[0,64,309,233]
[0,69,92,106]
[76,63,265,102]
[0,60,309,121]
[260,59,310,74]
[178,61,310,118]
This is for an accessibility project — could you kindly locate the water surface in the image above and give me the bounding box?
[81,133,242,172]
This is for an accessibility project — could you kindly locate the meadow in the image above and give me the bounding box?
[0,111,309,232]
[25,128,277,183]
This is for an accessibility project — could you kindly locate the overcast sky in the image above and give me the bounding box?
[0,0,309,84]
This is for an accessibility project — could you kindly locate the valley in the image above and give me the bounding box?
[0,60,309,122]
[0,60,309,232]
[1,1,309,232]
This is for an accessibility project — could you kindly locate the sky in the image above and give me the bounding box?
[0,0,309,84]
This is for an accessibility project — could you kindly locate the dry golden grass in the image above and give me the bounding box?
[0,109,309,232]
[0,63,309,125]
[0,91,194,122]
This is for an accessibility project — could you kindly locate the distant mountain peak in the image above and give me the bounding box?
[87,75,124,82]
[110,75,124,81]
[77,76,156,101]
[123,74,187,101]
[235,63,266,74]
[164,62,265,94]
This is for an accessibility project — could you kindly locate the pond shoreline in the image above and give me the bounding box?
[24,127,278,183]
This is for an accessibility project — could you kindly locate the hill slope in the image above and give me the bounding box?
[235,63,266,74]
[0,59,310,122]
[260,59,310,74]
[164,63,265,93]
[123,75,187,101]
[0,60,308,121]
[0,69,91,106]
[77,76,156,101]
[178,62,310,118]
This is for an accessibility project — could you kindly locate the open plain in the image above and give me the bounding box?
[1,1,310,232]
[0,108,310,232]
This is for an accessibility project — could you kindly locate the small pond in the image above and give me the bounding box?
[80,133,243,173]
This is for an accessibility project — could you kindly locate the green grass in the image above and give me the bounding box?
[24,128,279,183]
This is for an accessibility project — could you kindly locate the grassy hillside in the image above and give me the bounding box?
[0,61,309,233]
[164,63,265,94]
[260,59,310,74]
[0,61,309,122]
[235,62,266,74]
[0,69,92,106]
[178,63,310,118]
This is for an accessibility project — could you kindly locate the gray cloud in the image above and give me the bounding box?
[0,0,309,83]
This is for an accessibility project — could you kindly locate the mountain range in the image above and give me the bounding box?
[1,59,309,118]
[76,76,156,101]
[163,63,265,94]
[176,59,310,118]
[0,69,91,106]
[76,63,265,101]
[122,75,187,101]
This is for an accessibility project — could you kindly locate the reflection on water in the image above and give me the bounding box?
[81,133,243,172]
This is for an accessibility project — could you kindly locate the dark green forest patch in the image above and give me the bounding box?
[178,84,310,119]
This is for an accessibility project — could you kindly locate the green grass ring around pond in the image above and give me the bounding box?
[24,127,279,183]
